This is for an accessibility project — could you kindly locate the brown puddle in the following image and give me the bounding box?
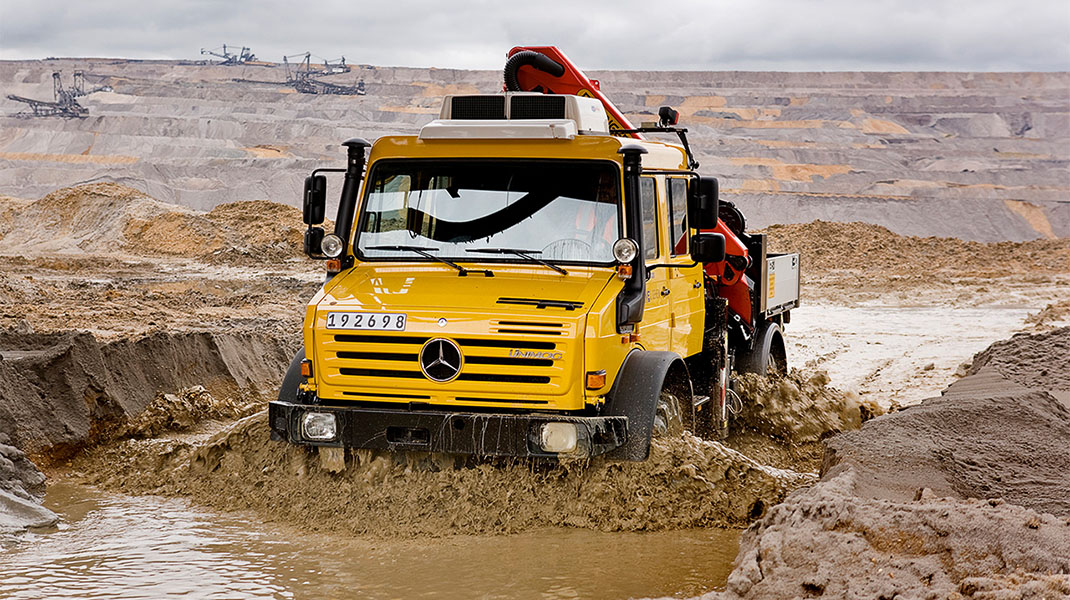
[0,481,742,599]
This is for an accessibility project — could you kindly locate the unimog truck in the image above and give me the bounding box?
[269,47,800,460]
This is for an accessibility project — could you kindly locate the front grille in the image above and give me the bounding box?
[321,330,569,395]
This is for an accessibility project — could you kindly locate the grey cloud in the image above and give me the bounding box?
[1,0,1067,70]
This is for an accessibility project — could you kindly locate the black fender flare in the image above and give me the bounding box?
[604,350,690,461]
[278,346,306,403]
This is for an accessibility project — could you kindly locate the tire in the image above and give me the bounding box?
[278,346,306,403]
[736,321,787,376]
[652,391,684,438]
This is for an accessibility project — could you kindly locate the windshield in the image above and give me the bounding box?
[356,160,621,265]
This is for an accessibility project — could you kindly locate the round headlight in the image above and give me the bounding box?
[321,234,344,258]
[612,238,639,263]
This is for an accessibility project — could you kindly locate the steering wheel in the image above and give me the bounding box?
[541,239,592,261]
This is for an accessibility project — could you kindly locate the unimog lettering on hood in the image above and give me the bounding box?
[509,349,564,360]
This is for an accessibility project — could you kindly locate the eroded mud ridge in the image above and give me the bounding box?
[0,328,296,458]
[708,327,1070,599]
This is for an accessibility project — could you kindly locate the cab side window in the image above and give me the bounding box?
[640,177,659,260]
[667,178,688,256]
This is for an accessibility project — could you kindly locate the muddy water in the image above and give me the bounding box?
[787,304,1035,406]
[1,482,741,599]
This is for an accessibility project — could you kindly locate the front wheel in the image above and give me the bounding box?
[652,391,684,437]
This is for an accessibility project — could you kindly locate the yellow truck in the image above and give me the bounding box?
[269,47,799,460]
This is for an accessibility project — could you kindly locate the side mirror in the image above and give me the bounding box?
[691,232,726,264]
[688,176,719,230]
[303,175,327,225]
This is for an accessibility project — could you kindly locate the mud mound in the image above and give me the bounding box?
[710,469,1070,600]
[705,327,1070,599]
[0,329,297,459]
[203,200,305,264]
[824,387,1070,515]
[121,209,228,257]
[765,220,1070,279]
[77,411,814,537]
[968,326,1070,395]
[0,184,306,264]
[0,183,179,254]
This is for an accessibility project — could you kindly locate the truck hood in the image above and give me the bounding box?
[318,263,615,315]
[311,263,617,408]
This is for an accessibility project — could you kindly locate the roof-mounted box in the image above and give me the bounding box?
[420,93,610,139]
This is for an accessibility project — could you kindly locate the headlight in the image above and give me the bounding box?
[539,422,578,453]
[301,412,337,441]
[320,234,344,258]
[612,238,639,263]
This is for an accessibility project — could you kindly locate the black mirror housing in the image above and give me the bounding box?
[303,175,327,225]
[304,226,324,257]
[691,232,726,264]
[689,176,719,230]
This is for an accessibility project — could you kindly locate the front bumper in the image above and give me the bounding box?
[268,400,628,458]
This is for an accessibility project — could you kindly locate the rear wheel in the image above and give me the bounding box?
[736,321,787,376]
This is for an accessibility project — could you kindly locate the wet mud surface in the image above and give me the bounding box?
[73,409,813,536]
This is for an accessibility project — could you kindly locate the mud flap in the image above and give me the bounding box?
[604,350,686,461]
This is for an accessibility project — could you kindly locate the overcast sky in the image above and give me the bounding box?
[2,0,1068,71]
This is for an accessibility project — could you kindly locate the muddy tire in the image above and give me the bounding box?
[736,322,787,377]
[653,391,684,437]
[278,347,305,403]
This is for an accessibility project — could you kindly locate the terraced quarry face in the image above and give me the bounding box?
[0,59,1066,241]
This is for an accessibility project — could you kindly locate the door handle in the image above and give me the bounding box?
[661,287,670,296]
[693,281,702,289]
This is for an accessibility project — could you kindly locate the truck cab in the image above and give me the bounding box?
[270,51,799,461]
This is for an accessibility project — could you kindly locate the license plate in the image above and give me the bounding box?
[325,312,407,331]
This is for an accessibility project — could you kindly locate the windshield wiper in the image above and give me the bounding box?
[466,248,568,276]
[365,245,492,277]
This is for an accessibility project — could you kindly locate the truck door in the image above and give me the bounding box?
[639,176,671,351]
[665,177,704,358]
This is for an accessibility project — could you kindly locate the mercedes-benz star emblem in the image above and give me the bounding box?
[420,338,462,382]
